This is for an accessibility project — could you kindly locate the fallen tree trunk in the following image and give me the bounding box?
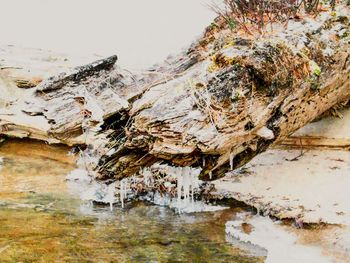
[97,5,350,181]
[0,3,349,182]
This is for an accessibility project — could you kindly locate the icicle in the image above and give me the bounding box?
[107,182,116,211]
[209,171,212,180]
[143,168,152,187]
[183,167,191,207]
[177,168,183,212]
[256,207,260,216]
[190,183,194,204]
[120,181,124,209]
[230,152,234,171]
[120,180,127,209]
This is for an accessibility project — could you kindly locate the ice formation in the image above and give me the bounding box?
[150,192,227,213]
[120,179,127,209]
[142,167,154,187]
[225,214,331,263]
[137,165,227,213]
[171,166,225,213]
[176,167,196,212]
[65,165,227,213]
[65,169,118,206]
[230,152,234,171]
[106,182,116,211]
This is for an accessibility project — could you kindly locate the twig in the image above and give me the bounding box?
[286,138,309,161]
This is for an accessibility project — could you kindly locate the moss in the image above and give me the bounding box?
[244,43,308,96]
[223,40,235,49]
[211,22,218,28]
[340,31,349,39]
[232,90,241,102]
[206,65,250,105]
[309,60,322,76]
[311,81,320,91]
[307,76,321,91]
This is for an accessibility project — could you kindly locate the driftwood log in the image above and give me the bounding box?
[97,5,350,181]
[0,3,349,181]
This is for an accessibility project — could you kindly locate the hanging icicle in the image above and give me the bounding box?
[176,166,200,213]
[230,152,234,171]
[107,182,116,211]
[120,180,127,208]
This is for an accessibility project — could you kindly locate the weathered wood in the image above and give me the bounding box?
[97,4,350,181]
[0,53,163,145]
[35,55,118,92]
[279,136,350,150]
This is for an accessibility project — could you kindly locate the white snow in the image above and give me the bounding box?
[226,215,331,263]
[215,149,350,225]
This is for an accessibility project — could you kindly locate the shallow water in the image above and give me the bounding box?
[0,140,263,263]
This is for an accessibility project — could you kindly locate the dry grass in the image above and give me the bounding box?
[211,0,336,35]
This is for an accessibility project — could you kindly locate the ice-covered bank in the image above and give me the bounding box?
[226,214,331,263]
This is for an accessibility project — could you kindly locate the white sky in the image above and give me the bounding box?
[0,0,216,69]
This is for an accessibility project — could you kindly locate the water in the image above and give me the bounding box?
[0,139,262,262]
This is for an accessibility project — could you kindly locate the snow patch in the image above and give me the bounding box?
[226,215,331,263]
